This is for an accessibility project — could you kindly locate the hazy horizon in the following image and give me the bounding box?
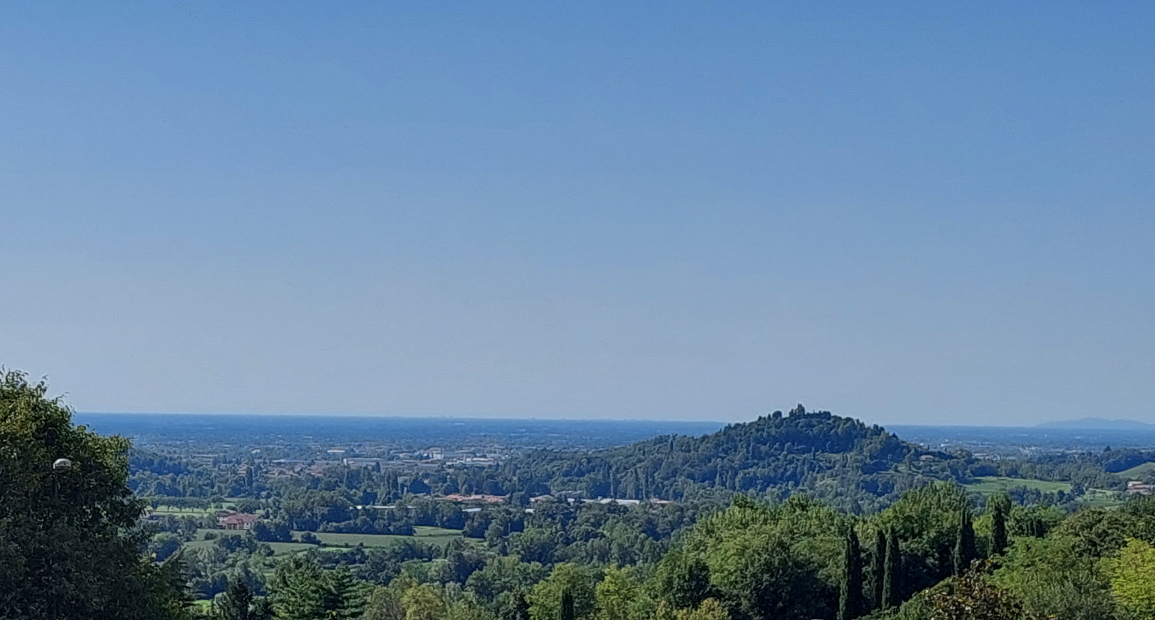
[4,3,1154,426]
[69,410,1155,430]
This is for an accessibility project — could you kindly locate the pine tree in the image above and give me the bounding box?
[871,529,886,610]
[882,529,901,609]
[953,507,977,576]
[989,494,1010,556]
[217,577,253,620]
[839,527,864,620]
[326,567,367,619]
[269,555,346,620]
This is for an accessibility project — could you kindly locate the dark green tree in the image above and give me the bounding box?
[326,567,367,619]
[0,371,191,620]
[882,529,901,609]
[953,507,977,576]
[871,529,886,610]
[655,549,713,609]
[498,592,531,620]
[839,527,864,620]
[989,494,1010,556]
[248,598,273,620]
[217,577,253,620]
[560,589,575,620]
[269,555,362,620]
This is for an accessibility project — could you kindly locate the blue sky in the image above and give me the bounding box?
[1,2,1152,424]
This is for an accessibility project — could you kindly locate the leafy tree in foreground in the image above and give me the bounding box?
[654,549,712,610]
[498,592,531,620]
[876,482,969,596]
[653,598,729,620]
[594,566,648,620]
[0,371,191,620]
[991,536,1113,620]
[528,564,597,620]
[400,584,445,620]
[1103,538,1155,619]
[926,567,1040,620]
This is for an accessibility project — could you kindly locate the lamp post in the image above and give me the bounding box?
[51,458,71,504]
[51,458,71,620]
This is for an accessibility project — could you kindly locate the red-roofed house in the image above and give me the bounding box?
[218,513,260,530]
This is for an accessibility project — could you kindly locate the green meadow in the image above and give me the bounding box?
[1115,462,1155,479]
[296,526,464,549]
[964,476,1071,495]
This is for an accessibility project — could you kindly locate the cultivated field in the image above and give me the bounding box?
[964,476,1071,495]
[294,526,464,549]
[179,526,465,557]
[1078,488,1126,508]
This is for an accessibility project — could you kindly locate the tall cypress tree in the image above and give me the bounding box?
[953,507,977,576]
[839,527,864,620]
[882,529,901,609]
[560,589,575,620]
[871,529,886,610]
[989,494,1010,556]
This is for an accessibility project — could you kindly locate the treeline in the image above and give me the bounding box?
[484,406,982,515]
[18,366,1155,620]
[190,483,1155,620]
[135,404,1152,524]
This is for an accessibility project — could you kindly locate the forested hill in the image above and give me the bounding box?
[502,405,963,512]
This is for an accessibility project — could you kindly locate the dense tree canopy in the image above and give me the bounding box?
[11,370,1155,620]
[0,371,189,620]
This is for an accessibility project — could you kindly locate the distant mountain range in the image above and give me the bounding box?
[1038,418,1155,431]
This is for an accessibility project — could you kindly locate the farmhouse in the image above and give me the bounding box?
[218,513,260,530]
[1127,480,1155,496]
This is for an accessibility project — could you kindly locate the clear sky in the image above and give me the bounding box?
[1,2,1152,425]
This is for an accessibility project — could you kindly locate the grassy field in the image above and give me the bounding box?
[295,526,464,549]
[180,538,215,552]
[181,537,313,556]
[1116,462,1155,479]
[149,506,216,517]
[178,526,466,558]
[964,476,1071,495]
[1079,488,1126,508]
[266,541,316,555]
[148,499,240,518]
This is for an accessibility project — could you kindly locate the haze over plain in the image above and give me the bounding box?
[1,3,1152,424]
